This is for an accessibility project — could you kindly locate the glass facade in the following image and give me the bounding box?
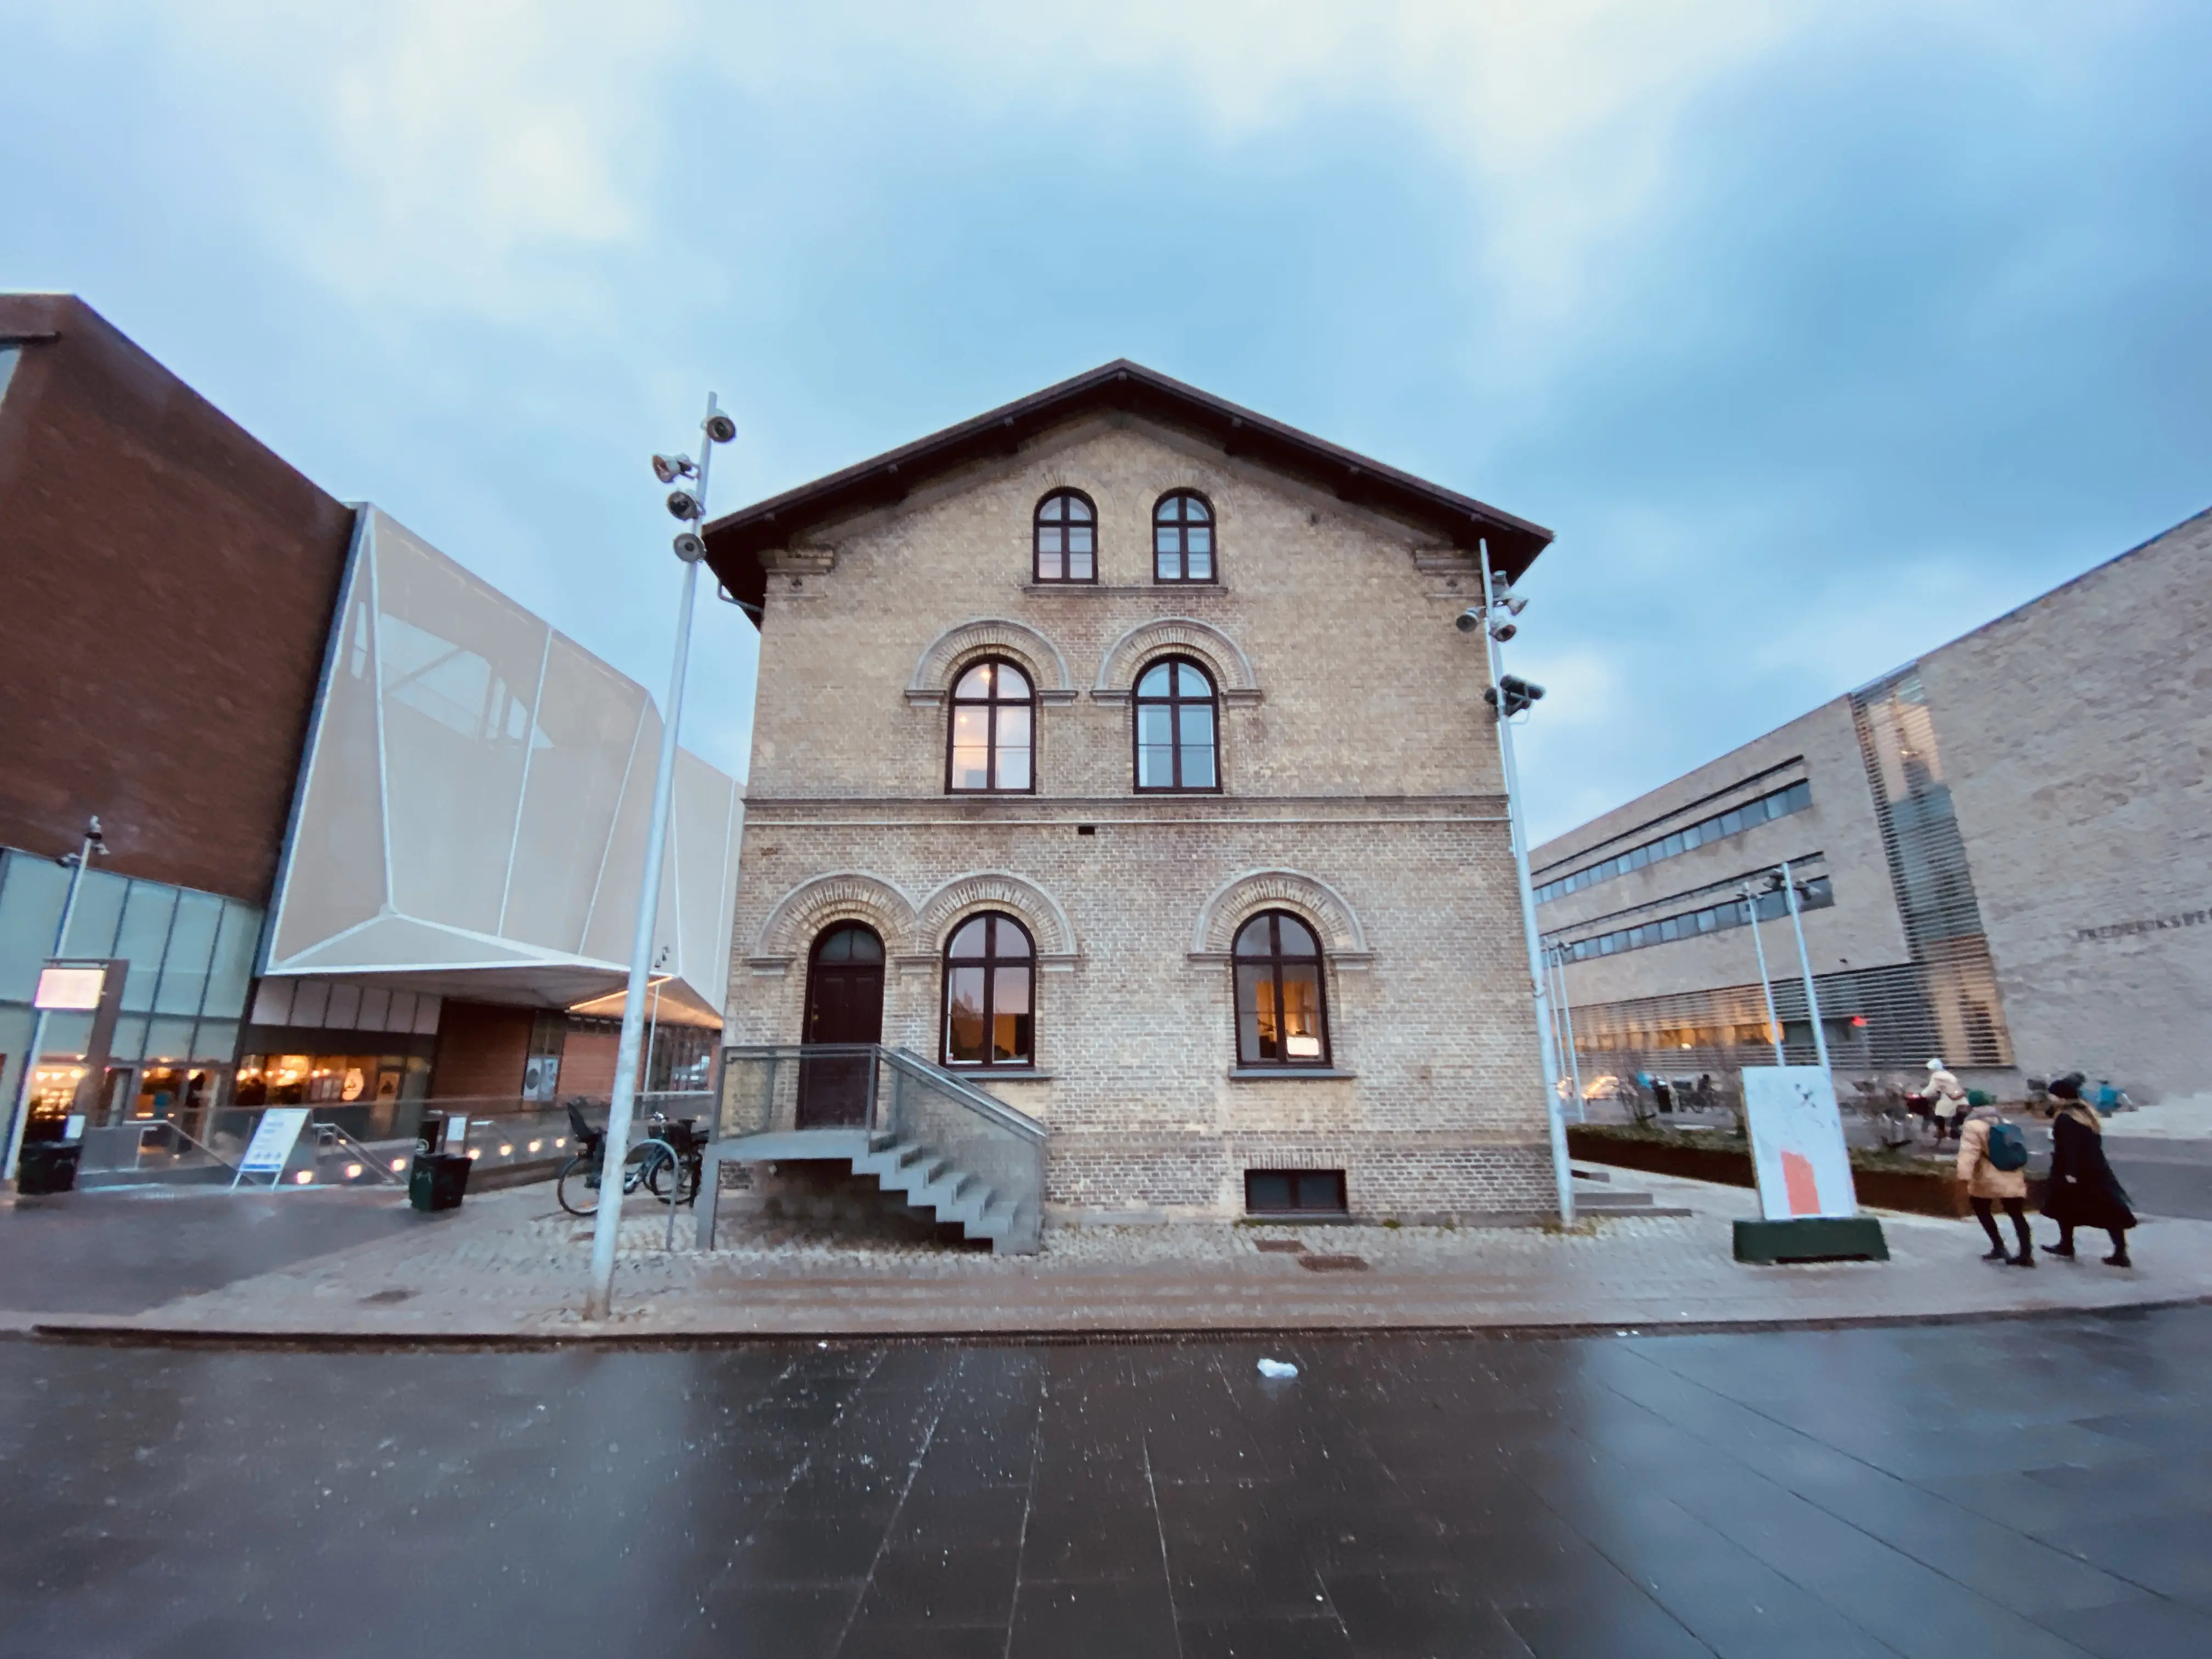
[0,846,262,1138]
[1536,778,1813,904]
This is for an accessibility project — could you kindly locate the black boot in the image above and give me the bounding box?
[2104,1250,2132,1268]
[1981,1246,2008,1262]
[2040,1242,2074,1258]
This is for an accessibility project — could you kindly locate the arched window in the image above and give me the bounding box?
[947,658,1034,793]
[943,912,1034,1068]
[1034,490,1096,583]
[1234,911,1330,1068]
[1153,491,1215,582]
[1133,657,1217,792]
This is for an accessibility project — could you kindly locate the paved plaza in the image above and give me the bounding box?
[9,1166,2211,1342]
[4,1306,2209,1656]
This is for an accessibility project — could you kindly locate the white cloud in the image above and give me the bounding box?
[56,0,1882,334]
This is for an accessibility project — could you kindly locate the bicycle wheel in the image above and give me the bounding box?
[637,1144,678,1203]
[555,1156,600,1217]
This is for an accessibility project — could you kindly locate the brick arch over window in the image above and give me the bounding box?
[906,619,1075,707]
[1190,869,1372,968]
[1093,617,1261,706]
[915,871,1080,972]
[749,872,918,975]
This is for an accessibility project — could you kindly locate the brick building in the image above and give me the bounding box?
[0,295,736,1164]
[703,362,1560,1223]
[1532,506,2212,1115]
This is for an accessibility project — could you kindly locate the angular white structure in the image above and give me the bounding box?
[266,508,739,1024]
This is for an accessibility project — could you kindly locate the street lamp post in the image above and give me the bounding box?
[584,394,735,1321]
[1739,881,1785,1066]
[1777,859,1831,1071]
[1469,542,1573,1226]
[1549,945,1584,1123]
[4,817,107,1182]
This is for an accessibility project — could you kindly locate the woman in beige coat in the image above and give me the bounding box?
[1956,1105,2034,1266]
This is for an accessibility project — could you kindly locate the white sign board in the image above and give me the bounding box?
[1741,1066,1858,1221]
[238,1108,311,1176]
[33,964,107,1010]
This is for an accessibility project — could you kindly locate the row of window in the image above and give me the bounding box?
[808,909,1333,1071]
[1034,489,1217,584]
[1553,875,1834,963]
[1535,779,1814,904]
[947,654,1220,793]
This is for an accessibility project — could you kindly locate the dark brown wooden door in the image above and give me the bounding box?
[799,924,884,1127]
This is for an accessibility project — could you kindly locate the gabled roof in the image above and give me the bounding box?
[702,359,1554,619]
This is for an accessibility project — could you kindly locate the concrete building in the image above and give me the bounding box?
[703,360,1559,1224]
[0,295,737,1161]
[1532,507,2212,1113]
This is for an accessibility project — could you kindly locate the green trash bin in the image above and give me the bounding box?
[408,1150,471,1212]
[17,1139,81,1195]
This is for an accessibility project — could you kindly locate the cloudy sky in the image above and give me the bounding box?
[7,1,2207,840]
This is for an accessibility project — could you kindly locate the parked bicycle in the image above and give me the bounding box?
[555,1101,706,1217]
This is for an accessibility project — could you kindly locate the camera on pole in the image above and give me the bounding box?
[1485,675,1545,718]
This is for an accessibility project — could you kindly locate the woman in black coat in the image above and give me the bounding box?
[2041,1074,2137,1267]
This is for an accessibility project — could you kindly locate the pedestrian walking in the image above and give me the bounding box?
[1956,1101,2034,1267]
[2040,1074,2136,1267]
[1925,1058,1970,1144]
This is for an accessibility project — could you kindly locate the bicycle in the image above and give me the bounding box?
[554,1103,704,1217]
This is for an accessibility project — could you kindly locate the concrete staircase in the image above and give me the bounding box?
[1572,1165,1695,1218]
[705,1128,1039,1254]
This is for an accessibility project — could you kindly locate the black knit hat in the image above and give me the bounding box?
[2049,1073,2085,1102]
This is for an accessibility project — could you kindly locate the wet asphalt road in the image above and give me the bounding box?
[4,1308,2209,1658]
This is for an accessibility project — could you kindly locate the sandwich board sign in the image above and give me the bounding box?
[1741,1066,1857,1218]
[1735,1066,1888,1261]
[232,1108,312,1189]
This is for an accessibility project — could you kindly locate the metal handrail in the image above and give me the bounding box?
[881,1047,1046,1142]
[311,1121,405,1183]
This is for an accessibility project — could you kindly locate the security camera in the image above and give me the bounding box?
[651,453,696,484]
[704,412,737,444]
[672,532,706,562]
[1455,607,1484,633]
[1499,593,1528,617]
[1489,620,1518,643]
[665,489,703,522]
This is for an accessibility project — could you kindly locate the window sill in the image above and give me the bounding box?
[1023,583,1228,596]
[950,1068,1055,1081]
[1228,1068,1356,1081]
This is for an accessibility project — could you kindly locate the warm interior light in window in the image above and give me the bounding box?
[1286,1034,1322,1058]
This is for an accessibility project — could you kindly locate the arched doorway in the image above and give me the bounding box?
[799,923,884,1127]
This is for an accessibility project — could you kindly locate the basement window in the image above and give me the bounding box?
[1245,1169,1347,1216]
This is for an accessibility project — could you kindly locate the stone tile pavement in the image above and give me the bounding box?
[26,1166,2212,1345]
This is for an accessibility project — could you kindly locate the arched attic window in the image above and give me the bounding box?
[1153,491,1215,582]
[1034,490,1097,583]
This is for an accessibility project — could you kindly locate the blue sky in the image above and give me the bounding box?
[5,1,2207,840]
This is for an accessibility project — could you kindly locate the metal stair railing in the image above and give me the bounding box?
[704,1045,1046,1252]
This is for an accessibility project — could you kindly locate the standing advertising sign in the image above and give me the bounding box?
[1743,1066,1857,1219]
[1734,1066,1888,1262]
[232,1108,312,1189]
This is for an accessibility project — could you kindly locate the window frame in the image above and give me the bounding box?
[944,656,1038,795]
[1152,490,1217,584]
[1131,654,1221,794]
[1232,909,1333,1069]
[939,910,1037,1070]
[1032,489,1099,584]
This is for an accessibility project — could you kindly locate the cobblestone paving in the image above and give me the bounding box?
[29,1167,2212,1343]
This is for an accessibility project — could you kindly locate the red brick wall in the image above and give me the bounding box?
[558,1025,619,1099]
[428,1001,533,1100]
[0,295,354,902]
